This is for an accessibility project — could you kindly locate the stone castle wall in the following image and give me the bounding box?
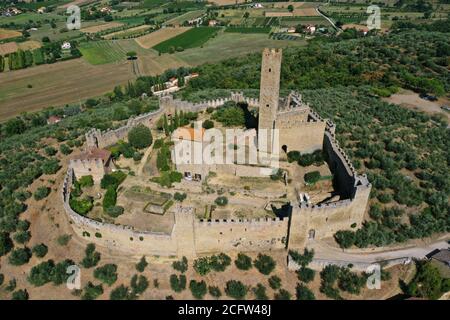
[62,168,290,257]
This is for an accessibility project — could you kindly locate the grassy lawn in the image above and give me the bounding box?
[153,27,219,53]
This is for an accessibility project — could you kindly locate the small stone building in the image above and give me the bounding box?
[69,147,113,183]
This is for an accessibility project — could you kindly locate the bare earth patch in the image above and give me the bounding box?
[384,89,450,123]
[81,22,124,34]
[0,28,21,40]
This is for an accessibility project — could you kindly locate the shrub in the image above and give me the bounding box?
[81,243,101,268]
[34,186,50,200]
[82,282,103,300]
[172,256,188,273]
[289,248,314,267]
[0,233,13,256]
[297,267,316,283]
[110,285,130,300]
[57,234,71,246]
[94,264,118,286]
[100,171,126,189]
[12,289,29,300]
[17,220,30,231]
[44,146,57,156]
[274,289,291,300]
[13,231,31,244]
[136,256,148,272]
[170,274,186,292]
[133,152,142,161]
[225,280,248,299]
[304,171,321,184]
[212,105,245,127]
[234,253,252,270]
[208,285,222,298]
[268,275,282,290]
[193,253,231,275]
[253,254,276,275]
[189,280,207,299]
[296,284,315,300]
[69,196,93,215]
[214,196,228,206]
[128,124,153,149]
[103,187,117,210]
[131,274,149,296]
[334,230,355,249]
[174,192,187,202]
[105,205,124,218]
[9,247,32,266]
[60,144,72,155]
[202,119,214,129]
[78,175,94,188]
[253,283,268,300]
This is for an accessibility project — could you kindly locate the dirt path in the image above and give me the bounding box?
[307,237,449,264]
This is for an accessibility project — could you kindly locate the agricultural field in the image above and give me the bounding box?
[80,22,125,34]
[0,40,41,56]
[0,58,136,119]
[79,40,147,65]
[153,27,219,53]
[135,26,191,49]
[164,9,206,26]
[102,25,152,40]
[174,31,306,66]
[0,12,64,26]
[0,28,21,40]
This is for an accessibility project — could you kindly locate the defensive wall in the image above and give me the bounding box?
[71,92,371,260]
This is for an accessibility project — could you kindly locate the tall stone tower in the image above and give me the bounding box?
[258,48,282,153]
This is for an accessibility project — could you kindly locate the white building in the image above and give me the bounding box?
[61,42,71,50]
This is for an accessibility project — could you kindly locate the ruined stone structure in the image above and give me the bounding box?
[66,48,371,259]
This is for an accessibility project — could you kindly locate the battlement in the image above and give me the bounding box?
[197,216,286,226]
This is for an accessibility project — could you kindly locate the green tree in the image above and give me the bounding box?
[296,283,315,300]
[274,288,291,300]
[234,253,252,270]
[0,233,13,256]
[81,243,101,268]
[268,275,282,290]
[253,283,268,300]
[110,285,130,300]
[12,289,29,300]
[32,244,48,258]
[128,124,153,149]
[131,274,149,296]
[136,256,148,272]
[172,256,188,273]
[406,261,447,300]
[82,282,104,300]
[225,280,248,299]
[170,274,186,292]
[253,254,276,275]
[208,285,222,298]
[297,267,315,283]
[189,280,207,299]
[9,247,32,266]
[94,264,118,286]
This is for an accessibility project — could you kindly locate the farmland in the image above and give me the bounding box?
[164,10,205,26]
[0,58,136,120]
[0,40,41,56]
[0,28,21,40]
[80,22,125,34]
[153,27,219,53]
[174,32,306,66]
[79,40,147,65]
[135,27,191,49]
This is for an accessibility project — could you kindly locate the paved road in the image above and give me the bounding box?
[307,238,449,264]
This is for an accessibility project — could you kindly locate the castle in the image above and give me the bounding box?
[63,48,371,259]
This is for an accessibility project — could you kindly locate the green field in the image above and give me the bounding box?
[225,27,271,34]
[174,32,306,66]
[0,12,64,25]
[153,27,219,53]
[79,40,147,65]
